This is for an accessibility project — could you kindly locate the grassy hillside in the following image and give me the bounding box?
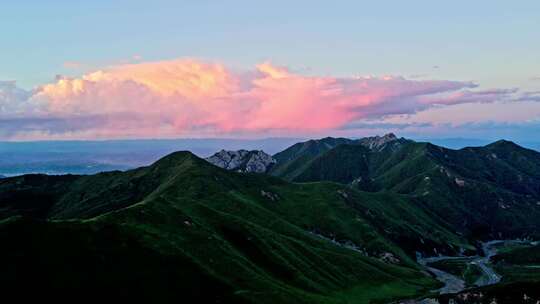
[270,137,355,180]
[491,242,540,283]
[274,139,540,240]
[0,151,442,303]
[493,243,540,265]
[0,217,246,303]
[4,136,540,302]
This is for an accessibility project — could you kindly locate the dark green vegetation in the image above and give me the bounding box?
[493,242,540,266]
[272,136,540,241]
[269,135,540,302]
[2,135,540,303]
[271,137,356,181]
[0,217,246,303]
[0,152,442,303]
[492,242,540,283]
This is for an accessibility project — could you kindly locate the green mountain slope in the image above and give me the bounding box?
[270,134,410,183]
[274,138,540,240]
[4,136,539,302]
[270,137,355,180]
[0,152,442,303]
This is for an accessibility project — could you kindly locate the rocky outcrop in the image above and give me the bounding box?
[205,150,276,173]
[260,190,280,201]
[357,133,403,151]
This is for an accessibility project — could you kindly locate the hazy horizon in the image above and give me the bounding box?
[1,135,539,177]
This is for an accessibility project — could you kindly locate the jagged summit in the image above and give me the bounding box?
[205,149,276,173]
[357,133,405,150]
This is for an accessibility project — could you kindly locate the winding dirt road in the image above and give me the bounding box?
[417,240,516,295]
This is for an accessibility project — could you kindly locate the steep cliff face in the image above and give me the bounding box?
[205,150,276,173]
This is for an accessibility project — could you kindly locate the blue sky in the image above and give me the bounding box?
[0,1,539,141]
[2,1,539,89]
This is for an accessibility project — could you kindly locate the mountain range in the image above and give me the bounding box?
[269,134,540,241]
[1,134,540,303]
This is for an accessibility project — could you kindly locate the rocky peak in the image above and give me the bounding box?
[205,150,276,173]
[357,133,400,150]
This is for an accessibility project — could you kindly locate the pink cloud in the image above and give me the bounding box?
[1,58,520,139]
